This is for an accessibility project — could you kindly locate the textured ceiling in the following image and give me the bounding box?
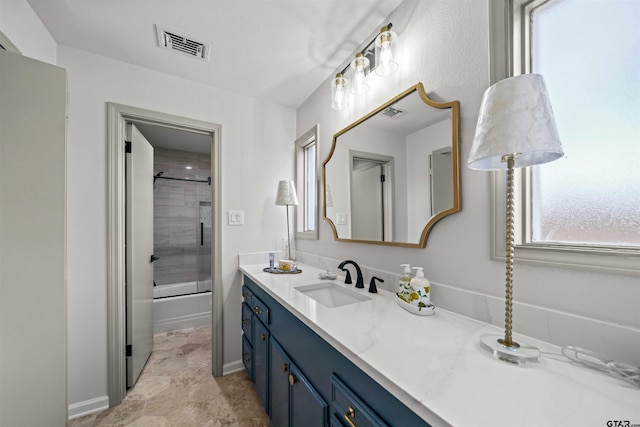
[27,0,404,109]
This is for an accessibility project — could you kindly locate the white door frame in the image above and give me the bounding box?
[107,103,223,406]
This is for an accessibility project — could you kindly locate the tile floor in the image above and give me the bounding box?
[68,326,270,427]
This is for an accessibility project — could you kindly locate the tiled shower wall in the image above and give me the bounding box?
[153,147,212,287]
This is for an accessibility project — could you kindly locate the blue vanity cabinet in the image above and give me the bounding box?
[242,276,430,427]
[270,337,328,427]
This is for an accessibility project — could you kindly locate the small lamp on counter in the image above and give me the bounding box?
[275,180,298,262]
[468,73,564,365]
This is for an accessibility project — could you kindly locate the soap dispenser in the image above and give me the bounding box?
[410,267,431,307]
[397,264,412,303]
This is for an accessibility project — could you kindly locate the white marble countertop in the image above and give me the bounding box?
[239,263,640,427]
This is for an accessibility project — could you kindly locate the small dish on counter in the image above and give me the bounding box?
[263,267,302,274]
[396,297,435,316]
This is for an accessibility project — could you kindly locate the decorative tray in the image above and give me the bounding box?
[263,267,302,274]
[395,297,435,316]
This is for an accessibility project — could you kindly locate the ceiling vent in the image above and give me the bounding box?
[381,106,407,119]
[155,25,210,61]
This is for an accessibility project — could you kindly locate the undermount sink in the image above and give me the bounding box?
[294,282,371,308]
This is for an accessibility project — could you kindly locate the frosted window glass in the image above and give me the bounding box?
[530,0,640,247]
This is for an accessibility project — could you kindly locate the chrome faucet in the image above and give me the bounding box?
[338,260,364,289]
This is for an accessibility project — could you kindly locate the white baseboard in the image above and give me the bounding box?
[68,395,109,420]
[223,359,245,375]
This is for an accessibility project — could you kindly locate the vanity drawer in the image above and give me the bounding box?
[251,294,270,325]
[241,302,253,341]
[242,334,253,381]
[331,374,388,427]
[242,285,254,306]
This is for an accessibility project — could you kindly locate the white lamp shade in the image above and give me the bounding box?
[275,180,298,206]
[468,74,564,170]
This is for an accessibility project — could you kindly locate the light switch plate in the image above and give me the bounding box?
[336,212,347,225]
[228,210,244,226]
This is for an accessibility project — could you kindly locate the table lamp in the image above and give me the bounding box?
[468,73,564,364]
[275,180,298,261]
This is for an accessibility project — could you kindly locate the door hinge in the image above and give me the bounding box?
[124,141,132,153]
[126,344,132,357]
[380,173,386,183]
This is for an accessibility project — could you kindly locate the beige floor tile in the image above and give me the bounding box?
[67,326,269,427]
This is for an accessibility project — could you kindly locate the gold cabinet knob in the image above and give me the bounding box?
[288,374,297,386]
[281,363,288,373]
[261,334,266,341]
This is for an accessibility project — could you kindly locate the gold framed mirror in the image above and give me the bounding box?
[322,83,461,247]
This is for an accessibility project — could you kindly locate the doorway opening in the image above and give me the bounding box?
[107,103,223,407]
[135,122,213,300]
[349,150,394,241]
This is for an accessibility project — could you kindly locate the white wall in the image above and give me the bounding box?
[57,46,295,409]
[0,0,56,63]
[296,0,639,366]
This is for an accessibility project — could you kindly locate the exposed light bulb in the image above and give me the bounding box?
[331,73,349,110]
[350,53,370,95]
[375,26,398,76]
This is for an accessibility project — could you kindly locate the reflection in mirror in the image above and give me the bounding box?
[322,83,460,247]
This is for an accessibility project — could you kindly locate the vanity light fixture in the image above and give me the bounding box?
[275,180,299,261]
[468,73,564,365]
[330,22,398,110]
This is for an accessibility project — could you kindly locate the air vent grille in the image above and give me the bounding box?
[381,106,407,119]
[155,26,210,61]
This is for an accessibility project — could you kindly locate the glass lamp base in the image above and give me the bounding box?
[479,334,541,365]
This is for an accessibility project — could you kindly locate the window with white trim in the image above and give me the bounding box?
[490,0,639,274]
[295,125,320,239]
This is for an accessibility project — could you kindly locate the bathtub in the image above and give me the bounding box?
[153,288,212,333]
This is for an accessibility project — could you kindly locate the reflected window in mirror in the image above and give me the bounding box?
[295,125,319,240]
[323,83,460,248]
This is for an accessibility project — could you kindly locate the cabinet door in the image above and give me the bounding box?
[290,364,328,427]
[270,338,290,427]
[253,319,270,412]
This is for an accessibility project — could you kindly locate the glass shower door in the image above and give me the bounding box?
[152,174,212,298]
[196,180,212,293]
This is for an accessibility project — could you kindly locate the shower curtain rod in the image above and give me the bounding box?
[155,175,211,185]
